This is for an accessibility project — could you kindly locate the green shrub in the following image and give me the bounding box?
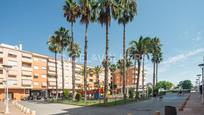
[64,89,70,99]
[75,93,81,101]
[129,89,134,99]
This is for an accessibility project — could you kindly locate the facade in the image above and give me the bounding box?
[113,66,147,93]
[0,43,109,100]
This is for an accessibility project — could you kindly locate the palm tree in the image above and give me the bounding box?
[92,66,103,99]
[116,0,137,99]
[47,35,61,99]
[116,59,124,94]
[155,52,162,84]
[67,42,81,101]
[129,36,149,99]
[54,27,71,99]
[97,0,119,103]
[80,0,98,102]
[63,0,81,100]
[150,37,161,94]
[109,64,117,95]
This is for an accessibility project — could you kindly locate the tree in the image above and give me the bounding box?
[67,42,81,101]
[117,59,124,94]
[156,81,174,90]
[129,36,150,99]
[97,0,119,103]
[54,27,71,99]
[178,80,193,89]
[64,0,80,100]
[149,37,162,94]
[80,0,98,102]
[109,64,117,95]
[92,66,103,98]
[47,35,61,99]
[116,0,137,100]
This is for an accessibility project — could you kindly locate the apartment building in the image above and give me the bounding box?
[0,43,112,100]
[114,66,146,93]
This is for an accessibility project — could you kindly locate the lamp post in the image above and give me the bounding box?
[197,74,201,93]
[198,63,204,104]
[2,64,12,114]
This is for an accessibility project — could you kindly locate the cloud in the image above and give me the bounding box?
[162,48,204,64]
[194,32,202,41]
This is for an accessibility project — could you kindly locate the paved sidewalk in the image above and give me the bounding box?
[0,102,26,115]
[178,93,204,115]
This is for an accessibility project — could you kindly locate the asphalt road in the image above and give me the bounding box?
[20,93,187,115]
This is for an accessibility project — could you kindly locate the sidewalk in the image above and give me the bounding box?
[0,102,26,115]
[178,93,204,115]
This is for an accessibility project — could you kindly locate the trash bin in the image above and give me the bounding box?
[165,106,177,115]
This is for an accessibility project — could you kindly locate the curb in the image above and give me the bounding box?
[12,101,36,115]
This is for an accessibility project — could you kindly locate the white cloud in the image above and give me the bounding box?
[162,48,204,64]
[194,32,202,41]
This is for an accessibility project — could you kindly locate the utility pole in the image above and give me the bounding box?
[2,64,12,114]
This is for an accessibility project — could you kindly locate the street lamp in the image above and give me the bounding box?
[2,64,12,114]
[198,63,204,104]
[197,74,201,93]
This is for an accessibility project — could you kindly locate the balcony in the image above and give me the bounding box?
[22,76,32,80]
[22,79,32,86]
[48,71,56,76]
[0,74,3,78]
[22,71,32,76]
[48,63,55,67]
[22,58,32,63]
[48,67,55,71]
[22,67,32,71]
[48,81,56,86]
[48,78,56,82]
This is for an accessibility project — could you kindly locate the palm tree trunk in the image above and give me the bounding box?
[61,50,64,100]
[153,62,156,95]
[134,59,136,85]
[142,56,145,97]
[122,24,126,99]
[72,56,76,101]
[136,58,141,99]
[156,63,158,85]
[84,24,88,103]
[97,73,100,100]
[55,52,58,100]
[104,22,109,104]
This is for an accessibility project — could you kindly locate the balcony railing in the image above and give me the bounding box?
[22,67,32,71]
[48,78,56,82]
[22,79,32,86]
[22,71,32,76]
[22,58,32,63]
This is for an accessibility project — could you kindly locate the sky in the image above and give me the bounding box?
[1,0,204,85]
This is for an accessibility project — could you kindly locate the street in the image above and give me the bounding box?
[19,93,187,115]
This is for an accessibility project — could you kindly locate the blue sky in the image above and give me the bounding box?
[1,0,204,85]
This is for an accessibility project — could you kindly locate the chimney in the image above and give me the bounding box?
[19,44,22,51]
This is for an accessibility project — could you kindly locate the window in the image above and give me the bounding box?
[7,80,17,86]
[22,62,31,67]
[89,79,93,82]
[33,58,38,61]
[22,56,32,59]
[34,66,38,70]
[0,69,3,74]
[41,74,46,78]
[34,74,38,78]
[0,58,3,64]
[8,60,17,66]
[8,53,17,58]
[8,75,16,78]
[42,66,46,70]
[0,51,3,54]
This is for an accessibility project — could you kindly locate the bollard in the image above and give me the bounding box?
[21,106,25,112]
[31,110,36,115]
[25,108,30,114]
[23,107,27,113]
[127,112,132,115]
[155,111,160,115]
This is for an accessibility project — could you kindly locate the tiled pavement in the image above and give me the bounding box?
[0,102,26,115]
[178,93,204,115]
